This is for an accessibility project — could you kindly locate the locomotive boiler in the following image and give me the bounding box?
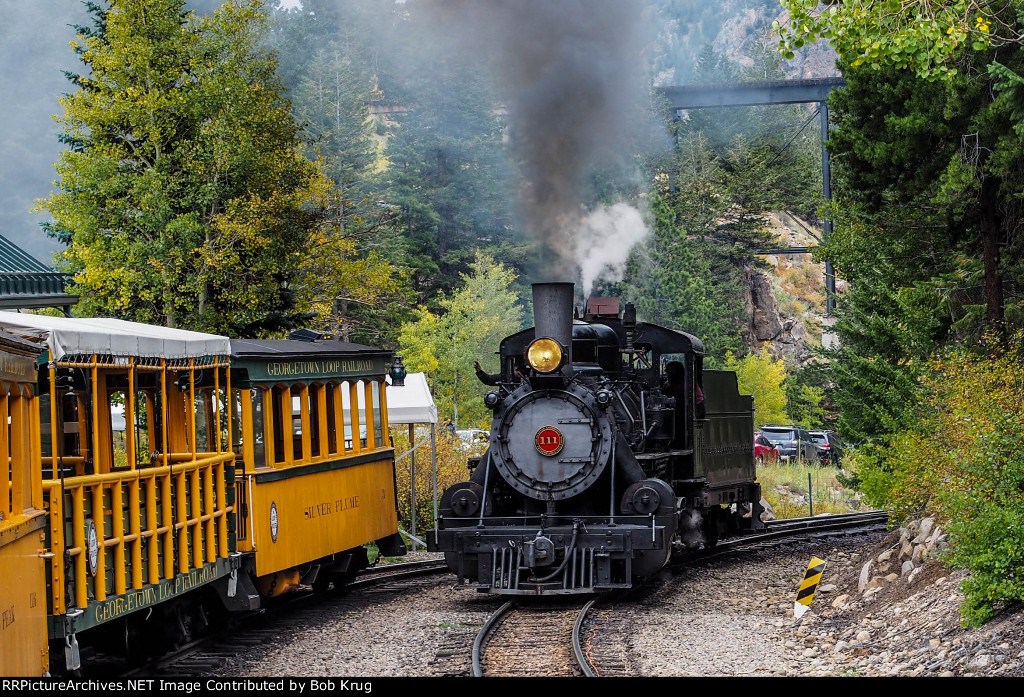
[427,282,765,594]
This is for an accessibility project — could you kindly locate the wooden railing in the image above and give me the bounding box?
[42,451,234,614]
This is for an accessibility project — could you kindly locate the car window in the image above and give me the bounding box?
[763,429,794,439]
[809,434,826,443]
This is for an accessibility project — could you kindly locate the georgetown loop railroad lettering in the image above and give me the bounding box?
[267,359,374,377]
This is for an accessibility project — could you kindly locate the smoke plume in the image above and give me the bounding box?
[425,0,655,294]
[575,202,649,297]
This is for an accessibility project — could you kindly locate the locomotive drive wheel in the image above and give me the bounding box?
[702,506,731,550]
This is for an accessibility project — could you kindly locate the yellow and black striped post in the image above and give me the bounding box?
[793,556,827,619]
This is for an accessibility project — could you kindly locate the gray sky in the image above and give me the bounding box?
[0,0,88,263]
[0,0,270,265]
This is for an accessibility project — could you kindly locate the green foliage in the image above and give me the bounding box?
[784,359,830,429]
[724,347,789,428]
[935,345,1024,625]
[944,413,1024,625]
[821,44,1024,444]
[39,0,332,335]
[775,0,1011,80]
[398,253,523,428]
[846,337,1024,624]
[784,382,826,429]
[829,346,925,445]
[294,229,411,347]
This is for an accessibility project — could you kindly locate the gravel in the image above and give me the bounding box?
[210,539,1024,677]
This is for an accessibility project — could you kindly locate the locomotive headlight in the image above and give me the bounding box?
[526,338,563,373]
[484,391,500,408]
[595,389,613,406]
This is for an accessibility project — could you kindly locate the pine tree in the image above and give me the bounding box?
[40,0,331,335]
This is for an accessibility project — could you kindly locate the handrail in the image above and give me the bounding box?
[42,451,234,614]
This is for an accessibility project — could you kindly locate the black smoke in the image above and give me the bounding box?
[422,0,659,290]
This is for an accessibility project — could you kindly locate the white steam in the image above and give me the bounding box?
[573,202,650,297]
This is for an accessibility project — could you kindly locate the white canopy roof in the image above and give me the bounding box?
[385,372,438,424]
[0,312,231,360]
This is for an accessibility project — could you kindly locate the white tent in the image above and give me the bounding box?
[385,372,438,550]
[385,372,437,425]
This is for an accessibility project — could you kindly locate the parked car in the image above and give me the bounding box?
[759,424,818,463]
[456,428,489,452]
[754,433,780,465]
[809,430,844,466]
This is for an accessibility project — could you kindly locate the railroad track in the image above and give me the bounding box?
[472,510,887,678]
[120,558,449,678]
[125,512,886,678]
[471,591,644,678]
[727,509,887,549]
[473,600,585,677]
[671,509,889,569]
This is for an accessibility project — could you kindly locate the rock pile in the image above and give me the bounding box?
[850,517,947,602]
[781,518,1024,677]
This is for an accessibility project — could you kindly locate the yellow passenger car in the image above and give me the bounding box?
[0,329,47,676]
[0,314,407,676]
[0,312,236,673]
[225,336,406,599]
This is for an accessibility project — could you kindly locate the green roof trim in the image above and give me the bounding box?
[0,233,77,310]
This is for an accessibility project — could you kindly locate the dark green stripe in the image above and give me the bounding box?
[253,449,394,483]
[49,557,236,638]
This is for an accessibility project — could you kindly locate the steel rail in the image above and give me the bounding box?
[572,598,598,677]
[347,558,448,590]
[698,510,889,562]
[473,600,515,677]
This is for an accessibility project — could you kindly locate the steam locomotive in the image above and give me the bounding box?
[427,282,765,594]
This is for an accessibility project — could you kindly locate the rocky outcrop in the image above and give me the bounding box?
[849,518,949,600]
[777,517,1024,676]
[747,266,783,342]
[744,264,813,365]
[742,211,828,366]
[712,2,840,80]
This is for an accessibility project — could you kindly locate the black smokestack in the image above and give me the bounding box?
[532,282,574,373]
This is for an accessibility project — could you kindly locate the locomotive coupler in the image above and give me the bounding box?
[522,533,555,568]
